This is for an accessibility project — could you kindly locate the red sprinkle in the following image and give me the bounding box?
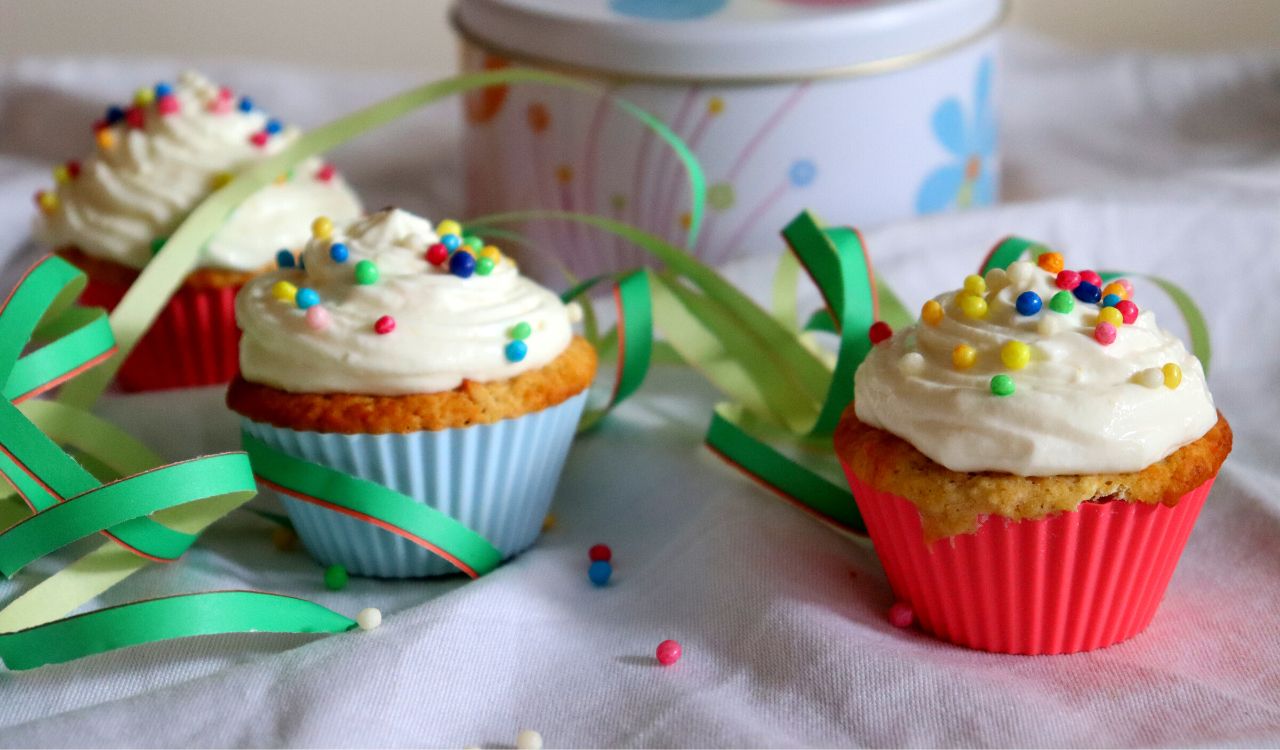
[1115,300,1139,324]
[888,602,914,628]
[374,315,396,335]
[249,131,270,148]
[315,164,337,182]
[91,118,110,133]
[425,243,449,266]
[1079,269,1103,287]
[656,639,682,666]
[1055,270,1081,290]
[124,106,146,130]
[66,161,81,179]
[156,94,180,115]
[868,321,893,345]
[588,544,611,562]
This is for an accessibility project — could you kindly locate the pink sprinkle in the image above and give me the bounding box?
[888,602,914,628]
[1117,278,1135,298]
[374,315,396,335]
[656,639,681,666]
[208,98,233,115]
[1055,270,1081,290]
[217,86,233,101]
[305,306,331,331]
[315,164,336,182]
[156,94,180,115]
[1115,300,1139,324]
[249,131,270,148]
[1079,269,1103,287]
[1094,321,1117,345]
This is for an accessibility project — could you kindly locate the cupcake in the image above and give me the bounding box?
[834,252,1232,654]
[35,71,363,391]
[227,208,596,578]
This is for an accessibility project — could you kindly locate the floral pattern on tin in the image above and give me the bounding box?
[916,56,997,215]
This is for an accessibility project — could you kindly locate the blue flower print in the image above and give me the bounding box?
[916,57,997,214]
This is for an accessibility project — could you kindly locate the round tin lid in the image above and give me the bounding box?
[452,0,1005,82]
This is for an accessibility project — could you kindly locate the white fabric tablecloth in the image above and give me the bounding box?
[0,35,1278,748]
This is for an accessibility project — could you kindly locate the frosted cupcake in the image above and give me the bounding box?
[227,208,596,577]
[834,252,1232,654]
[35,71,363,391]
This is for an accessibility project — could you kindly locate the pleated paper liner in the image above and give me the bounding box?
[243,392,588,578]
[78,272,242,392]
[843,470,1215,655]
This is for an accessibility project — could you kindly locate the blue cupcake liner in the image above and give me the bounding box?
[242,392,587,578]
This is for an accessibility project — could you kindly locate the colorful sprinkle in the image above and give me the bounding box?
[210,171,234,189]
[511,321,532,340]
[329,242,349,263]
[249,131,269,148]
[1163,363,1182,389]
[311,216,334,239]
[441,233,462,252]
[305,306,331,331]
[1001,340,1031,370]
[589,544,611,562]
[656,639,682,666]
[426,243,449,266]
[323,564,348,591]
[888,602,914,628]
[506,340,528,362]
[1115,300,1139,324]
[1117,279,1135,298]
[374,315,396,335]
[264,118,283,135]
[951,344,977,370]
[868,321,893,345]
[154,81,173,97]
[921,299,944,326]
[436,219,462,237]
[1049,290,1075,314]
[315,163,336,182]
[1136,368,1164,388]
[238,96,254,112]
[990,374,1015,397]
[1037,251,1064,274]
[476,257,496,276]
[898,352,926,376]
[480,245,503,262]
[958,293,988,319]
[1055,270,1081,290]
[272,280,298,302]
[95,129,116,150]
[450,251,476,278]
[962,274,987,296]
[133,87,155,107]
[1073,281,1102,304]
[276,249,296,268]
[1015,291,1042,316]
[52,164,71,184]
[1079,270,1103,287]
[983,267,1009,292]
[464,235,484,251]
[1098,306,1123,327]
[124,106,146,129]
[588,560,611,586]
[1101,293,1122,308]
[34,190,59,214]
[356,607,382,631]
[1094,322,1117,345]
[156,94,180,116]
[105,105,126,125]
[354,259,379,285]
[1103,281,1128,300]
[295,287,320,309]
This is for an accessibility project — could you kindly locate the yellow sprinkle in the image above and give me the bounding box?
[1103,281,1128,300]
[133,88,155,106]
[951,344,976,370]
[921,299,944,326]
[1098,307,1123,327]
[37,191,59,213]
[311,216,333,239]
[958,292,988,319]
[963,274,987,296]
[95,129,116,150]
[1001,340,1031,370]
[52,165,70,184]
[1163,362,1182,389]
[271,280,298,302]
[436,219,462,237]
[210,171,234,189]
[480,245,503,262]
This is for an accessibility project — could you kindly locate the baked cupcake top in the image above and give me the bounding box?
[853,254,1218,476]
[236,208,574,395]
[34,71,362,271]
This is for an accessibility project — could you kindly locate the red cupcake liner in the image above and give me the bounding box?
[843,469,1215,655]
[79,273,242,392]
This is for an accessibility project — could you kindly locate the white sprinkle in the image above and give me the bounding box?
[1038,316,1065,337]
[516,729,544,750]
[898,352,926,376]
[356,607,382,631]
[566,302,583,324]
[984,267,1009,293]
[1007,260,1035,288]
[1136,368,1165,388]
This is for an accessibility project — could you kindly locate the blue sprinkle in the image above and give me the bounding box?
[329,242,349,263]
[505,339,528,363]
[275,249,295,268]
[154,82,173,97]
[1073,281,1102,304]
[1102,293,1122,308]
[450,251,476,278]
[295,287,320,309]
[265,118,283,135]
[238,96,254,112]
[441,234,462,251]
[1015,291,1043,316]
[588,560,612,587]
[105,105,125,124]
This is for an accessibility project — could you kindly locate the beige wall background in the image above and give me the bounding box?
[0,0,1278,70]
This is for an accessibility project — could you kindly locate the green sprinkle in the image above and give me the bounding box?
[464,235,484,251]
[150,236,168,255]
[511,321,532,340]
[476,257,495,276]
[1049,290,1074,314]
[323,564,349,591]
[990,374,1016,397]
[354,259,379,285]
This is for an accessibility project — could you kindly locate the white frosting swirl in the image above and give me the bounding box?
[36,71,362,271]
[237,208,574,395]
[854,260,1218,476]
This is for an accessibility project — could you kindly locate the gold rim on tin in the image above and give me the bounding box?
[450,0,1008,86]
